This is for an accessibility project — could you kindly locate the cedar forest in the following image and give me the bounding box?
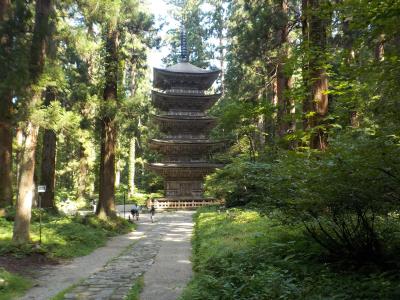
[1,0,400,298]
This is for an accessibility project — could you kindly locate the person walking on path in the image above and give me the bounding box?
[149,205,155,223]
[130,203,139,221]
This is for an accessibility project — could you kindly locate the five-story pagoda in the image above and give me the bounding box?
[148,30,223,209]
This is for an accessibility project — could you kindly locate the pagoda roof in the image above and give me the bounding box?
[147,162,223,179]
[149,138,226,155]
[152,90,222,112]
[153,62,220,91]
[153,114,217,134]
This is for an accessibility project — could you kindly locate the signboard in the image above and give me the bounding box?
[38,185,46,193]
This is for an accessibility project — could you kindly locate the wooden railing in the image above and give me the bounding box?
[149,198,222,209]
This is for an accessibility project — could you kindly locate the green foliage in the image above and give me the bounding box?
[206,131,400,263]
[181,208,400,300]
[205,159,271,207]
[125,276,144,300]
[0,213,134,258]
[0,268,32,300]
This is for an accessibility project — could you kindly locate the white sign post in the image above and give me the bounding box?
[37,185,46,245]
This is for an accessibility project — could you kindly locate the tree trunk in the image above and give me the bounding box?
[128,137,136,197]
[40,11,57,209]
[115,159,121,188]
[0,0,13,207]
[40,88,57,209]
[302,0,329,150]
[96,27,118,219]
[77,144,89,200]
[276,0,293,139]
[13,0,52,244]
[374,34,385,61]
[13,121,39,244]
[342,14,359,128]
[15,128,25,198]
[0,91,13,207]
[40,129,56,208]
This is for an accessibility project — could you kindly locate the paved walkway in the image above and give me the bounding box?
[19,211,194,300]
[140,211,193,300]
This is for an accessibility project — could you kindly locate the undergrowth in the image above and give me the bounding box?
[181,207,400,300]
[0,268,32,300]
[0,211,135,258]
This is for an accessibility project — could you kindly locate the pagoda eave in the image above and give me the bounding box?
[149,138,226,155]
[153,65,220,90]
[147,162,223,179]
[153,114,217,134]
[151,90,222,112]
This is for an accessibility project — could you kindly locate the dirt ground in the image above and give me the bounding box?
[0,253,60,278]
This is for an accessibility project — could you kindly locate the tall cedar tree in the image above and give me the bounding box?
[40,88,57,208]
[302,0,329,150]
[0,0,13,207]
[96,27,118,218]
[275,0,293,139]
[13,0,52,244]
[40,16,57,209]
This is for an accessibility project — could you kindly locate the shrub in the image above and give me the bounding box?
[206,132,400,264]
[205,159,271,207]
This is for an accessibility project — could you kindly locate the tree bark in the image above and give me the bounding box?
[40,15,57,209]
[0,0,13,207]
[13,121,39,243]
[302,0,329,150]
[13,0,52,244]
[77,144,89,200]
[342,14,359,127]
[276,0,294,139]
[115,159,121,188]
[0,91,13,207]
[40,89,57,209]
[128,137,136,197]
[96,27,118,219]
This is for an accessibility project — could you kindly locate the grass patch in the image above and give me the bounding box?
[0,211,135,258]
[181,207,400,300]
[126,276,145,300]
[0,268,32,300]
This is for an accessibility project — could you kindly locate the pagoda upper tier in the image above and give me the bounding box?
[152,90,222,113]
[149,138,225,157]
[153,62,220,91]
[153,114,217,136]
[147,162,223,180]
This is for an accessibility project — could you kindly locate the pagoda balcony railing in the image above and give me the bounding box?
[163,133,208,139]
[166,110,205,116]
[165,88,205,95]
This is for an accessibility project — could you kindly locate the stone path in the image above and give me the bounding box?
[140,211,193,300]
[19,211,194,300]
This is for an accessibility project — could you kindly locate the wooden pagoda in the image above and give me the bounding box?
[147,30,223,209]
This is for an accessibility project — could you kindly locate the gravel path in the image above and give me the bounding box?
[19,211,194,300]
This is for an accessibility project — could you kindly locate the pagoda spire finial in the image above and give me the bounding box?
[180,25,189,62]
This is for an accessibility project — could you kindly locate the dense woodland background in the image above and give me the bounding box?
[0,0,400,275]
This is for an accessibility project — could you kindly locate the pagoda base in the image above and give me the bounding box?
[149,197,223,210]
